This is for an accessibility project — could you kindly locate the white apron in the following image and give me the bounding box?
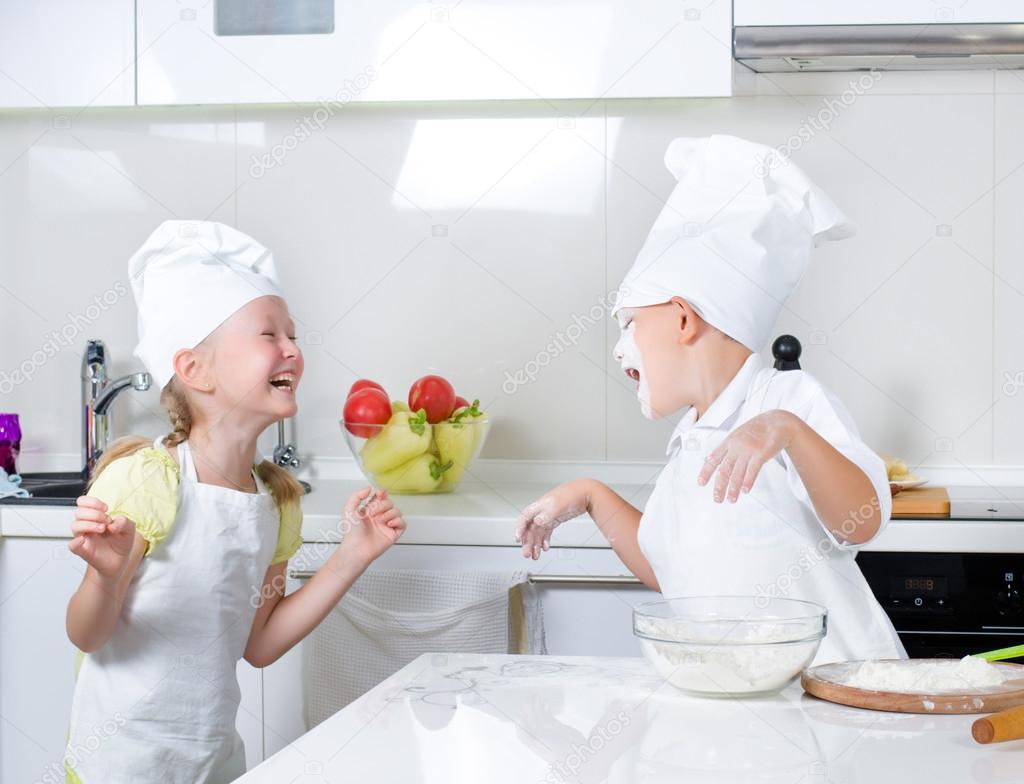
[637,425,906,665]
[66,437,279,783]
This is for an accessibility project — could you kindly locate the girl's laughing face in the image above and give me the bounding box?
[204,295,304,424]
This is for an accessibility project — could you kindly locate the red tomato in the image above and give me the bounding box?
[408,375,456,424]
[343,388,391,438]
[454,395,470,410]
[348,379,386,398]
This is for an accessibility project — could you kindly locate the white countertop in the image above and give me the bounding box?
[4,478,1024,552]
[236,652,1017,783]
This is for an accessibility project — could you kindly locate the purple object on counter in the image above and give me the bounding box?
[0,413,21,475]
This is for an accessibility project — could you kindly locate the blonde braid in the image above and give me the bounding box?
[255,460,304,509]
[159,378,192,447]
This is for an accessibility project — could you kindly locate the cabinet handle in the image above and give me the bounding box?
[288,569,645,587]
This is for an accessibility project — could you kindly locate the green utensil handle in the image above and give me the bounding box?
[972,643,1024,662]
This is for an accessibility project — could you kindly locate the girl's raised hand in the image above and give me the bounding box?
[68,496,137,580]
[339,487,406,564]
[697,409,800,503]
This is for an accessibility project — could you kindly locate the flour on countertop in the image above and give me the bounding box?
[840,656,1006,693]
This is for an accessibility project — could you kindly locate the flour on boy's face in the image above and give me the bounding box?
[613,308,655,420]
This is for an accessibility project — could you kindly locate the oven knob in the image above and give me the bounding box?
[996,589,1022,617]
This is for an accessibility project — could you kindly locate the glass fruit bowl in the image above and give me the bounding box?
[634,596,827,698]
[340,413,490,494]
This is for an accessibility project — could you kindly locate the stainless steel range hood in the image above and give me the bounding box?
[734,23,1024,72]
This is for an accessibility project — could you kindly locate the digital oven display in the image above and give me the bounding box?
[889,575,949,598]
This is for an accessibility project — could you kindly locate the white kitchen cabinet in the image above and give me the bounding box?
[0,534,264,778]
[535,578,657,657]
[261,541,658,756]
[0,537,83,783]
[137,0,732,106]
[0,0,135,108]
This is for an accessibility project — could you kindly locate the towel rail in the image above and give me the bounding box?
[526,574,645,587]
[287,569,645,587]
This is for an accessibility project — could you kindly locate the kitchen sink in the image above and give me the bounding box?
[1,471,87,506]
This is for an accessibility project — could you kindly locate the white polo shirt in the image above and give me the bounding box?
[637,352,906,664]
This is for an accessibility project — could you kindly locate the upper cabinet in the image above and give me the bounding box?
[0,0,135,108]
[136,0,732,105]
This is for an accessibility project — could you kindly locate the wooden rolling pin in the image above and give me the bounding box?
[972,704,1024,744]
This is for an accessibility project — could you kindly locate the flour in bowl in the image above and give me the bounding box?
[636,618,821,696]
[840,656,1006,693]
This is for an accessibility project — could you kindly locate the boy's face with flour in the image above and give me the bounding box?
[613,297,750,423]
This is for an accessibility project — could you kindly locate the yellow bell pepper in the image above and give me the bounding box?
[361,409,431,474]
[374,453,453,493]
[434,400,486,489]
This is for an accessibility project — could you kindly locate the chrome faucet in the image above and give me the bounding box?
[273,419,311,493]
[82,340,151,478]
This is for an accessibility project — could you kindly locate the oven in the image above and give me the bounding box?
[856,552,1024,662]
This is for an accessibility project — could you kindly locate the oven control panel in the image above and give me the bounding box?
[856,553,1024,629]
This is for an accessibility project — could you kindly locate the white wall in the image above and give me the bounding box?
[1,69,1022,472]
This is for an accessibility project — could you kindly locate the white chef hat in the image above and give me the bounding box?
[611,135,855,351]
[129,220,285,389]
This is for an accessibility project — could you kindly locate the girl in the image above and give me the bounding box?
[64,221,406,783]
[515,135,905,665]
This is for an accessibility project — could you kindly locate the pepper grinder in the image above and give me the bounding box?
[772,334,802,371]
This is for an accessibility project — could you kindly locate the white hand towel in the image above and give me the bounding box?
[304,570,544,727]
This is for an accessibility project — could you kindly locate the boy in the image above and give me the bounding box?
[516,135,905,664]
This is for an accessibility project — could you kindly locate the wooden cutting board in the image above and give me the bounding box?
[891,486,949,517]
[802,660,1024,714]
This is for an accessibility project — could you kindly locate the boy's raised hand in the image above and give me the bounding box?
[515,480,591,560]
[697,409,800,503]
[68,496,137,580]
[339,487,406,563]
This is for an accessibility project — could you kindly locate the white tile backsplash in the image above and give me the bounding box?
[993,89,1024,466]
[0,71,1019,469]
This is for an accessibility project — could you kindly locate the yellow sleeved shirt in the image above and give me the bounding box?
[85,446,303,564]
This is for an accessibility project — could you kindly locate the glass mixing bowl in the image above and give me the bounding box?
[634,596,827,697]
